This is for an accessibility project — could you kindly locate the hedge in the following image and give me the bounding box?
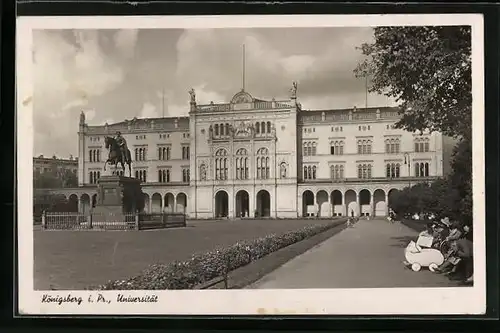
[87,221,343,290]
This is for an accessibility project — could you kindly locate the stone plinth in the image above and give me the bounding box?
[93,176,143,219]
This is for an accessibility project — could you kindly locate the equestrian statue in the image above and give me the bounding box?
[104,131,132,176]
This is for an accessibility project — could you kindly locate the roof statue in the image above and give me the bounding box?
[290,81,298,98]
[188,88,196,103]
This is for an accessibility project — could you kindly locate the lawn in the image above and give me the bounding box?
[34,218,335,290]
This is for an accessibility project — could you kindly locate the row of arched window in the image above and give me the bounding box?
[415,162,430,177]
[357,164,372,179]
[214,148,229,180]
[303,141,317,156]
[89,171,101,184]
[330,165,345,180]
[135,169,147,182]
[255,121,272,134]
[158,146,171,161]
[330,140,344,155]
[304,165,317,180]
[235,148,249,180]
[158,169,170,183]
[214,148,270,180]
[386,163,401,178]
[214,123,230,137]
[415,138,430,153]
[385,138,401,154]
[357,140,372,155]
[89,149,101,162]
[135,147,147,161]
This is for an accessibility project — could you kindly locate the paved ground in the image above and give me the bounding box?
[34,218,334,290]
[248,218,462,289]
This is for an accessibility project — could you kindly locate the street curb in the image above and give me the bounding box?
[198,220,348,289]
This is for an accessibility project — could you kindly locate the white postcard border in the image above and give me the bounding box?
[17,14,486,316]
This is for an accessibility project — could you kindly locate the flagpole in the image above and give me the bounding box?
[162,87,165,118]
[242,44,246,91]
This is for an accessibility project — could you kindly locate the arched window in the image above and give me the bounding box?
[312,142,317,156]
[303,166,307,180]
[424,162,429,176]
[214,124,219,136]
[255,122,260,134]
[256,148,269,179]
[89,171,93,184]
[261,122,266,133]
[267,121,271,133]
[215,148,228,180]
[358,164,363,178]
[312,165,317,179]
[235,148,249,180]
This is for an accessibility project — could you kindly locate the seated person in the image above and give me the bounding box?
[447,237,474,283]
[445,221,463,243]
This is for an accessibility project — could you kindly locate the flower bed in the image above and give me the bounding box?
[87,221,343,290]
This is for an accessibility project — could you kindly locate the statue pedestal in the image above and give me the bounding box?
[93,176,143,221]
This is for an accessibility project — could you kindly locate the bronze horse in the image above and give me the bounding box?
[104,136,132,176]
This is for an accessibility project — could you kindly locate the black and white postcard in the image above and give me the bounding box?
[17,14,485,315]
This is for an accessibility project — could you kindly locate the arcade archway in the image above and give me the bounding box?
[256,190,271,217]
[330,190,343,216]
[345,190,357,217]
[359,189,371,216]
[235,190,250,217]
[215,191,229,218]
[373,189,386,217]
[302,190,314,217]
[316,190,329,217]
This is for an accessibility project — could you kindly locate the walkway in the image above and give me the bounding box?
[248,218,460,289]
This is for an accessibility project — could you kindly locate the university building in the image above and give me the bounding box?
[49,84,456,218]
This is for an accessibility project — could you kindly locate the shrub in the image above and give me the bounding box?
[86,221,343,290]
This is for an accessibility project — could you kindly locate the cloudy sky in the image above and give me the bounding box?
[33,27,396,158]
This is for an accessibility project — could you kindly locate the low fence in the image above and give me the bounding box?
[41,212,186,231]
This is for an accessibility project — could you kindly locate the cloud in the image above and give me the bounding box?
[33,29,135,156]
[139,102,159,118]
[33,27,395,158]
[113,29,139,59]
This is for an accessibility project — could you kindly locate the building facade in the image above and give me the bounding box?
[47,85,454,218]
[34,155,78,175]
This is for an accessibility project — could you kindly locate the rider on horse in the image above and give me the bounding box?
[114,131,128,162]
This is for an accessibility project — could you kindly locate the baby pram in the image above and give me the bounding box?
[404,235,445,272]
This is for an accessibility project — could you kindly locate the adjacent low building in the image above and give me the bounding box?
[39,85,456,218]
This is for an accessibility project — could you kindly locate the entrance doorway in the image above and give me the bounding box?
[235,190,250,217]
[256,190,271,217]
[215,191,228,218]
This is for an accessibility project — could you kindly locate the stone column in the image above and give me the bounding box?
[328,192,333,217]
[385,192,390,216]
[370,192,374,218]
[356,192,360,217]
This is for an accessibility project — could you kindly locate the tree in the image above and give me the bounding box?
[33,168,78,189]
[354,26,471,139]
[356,27,473,225]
